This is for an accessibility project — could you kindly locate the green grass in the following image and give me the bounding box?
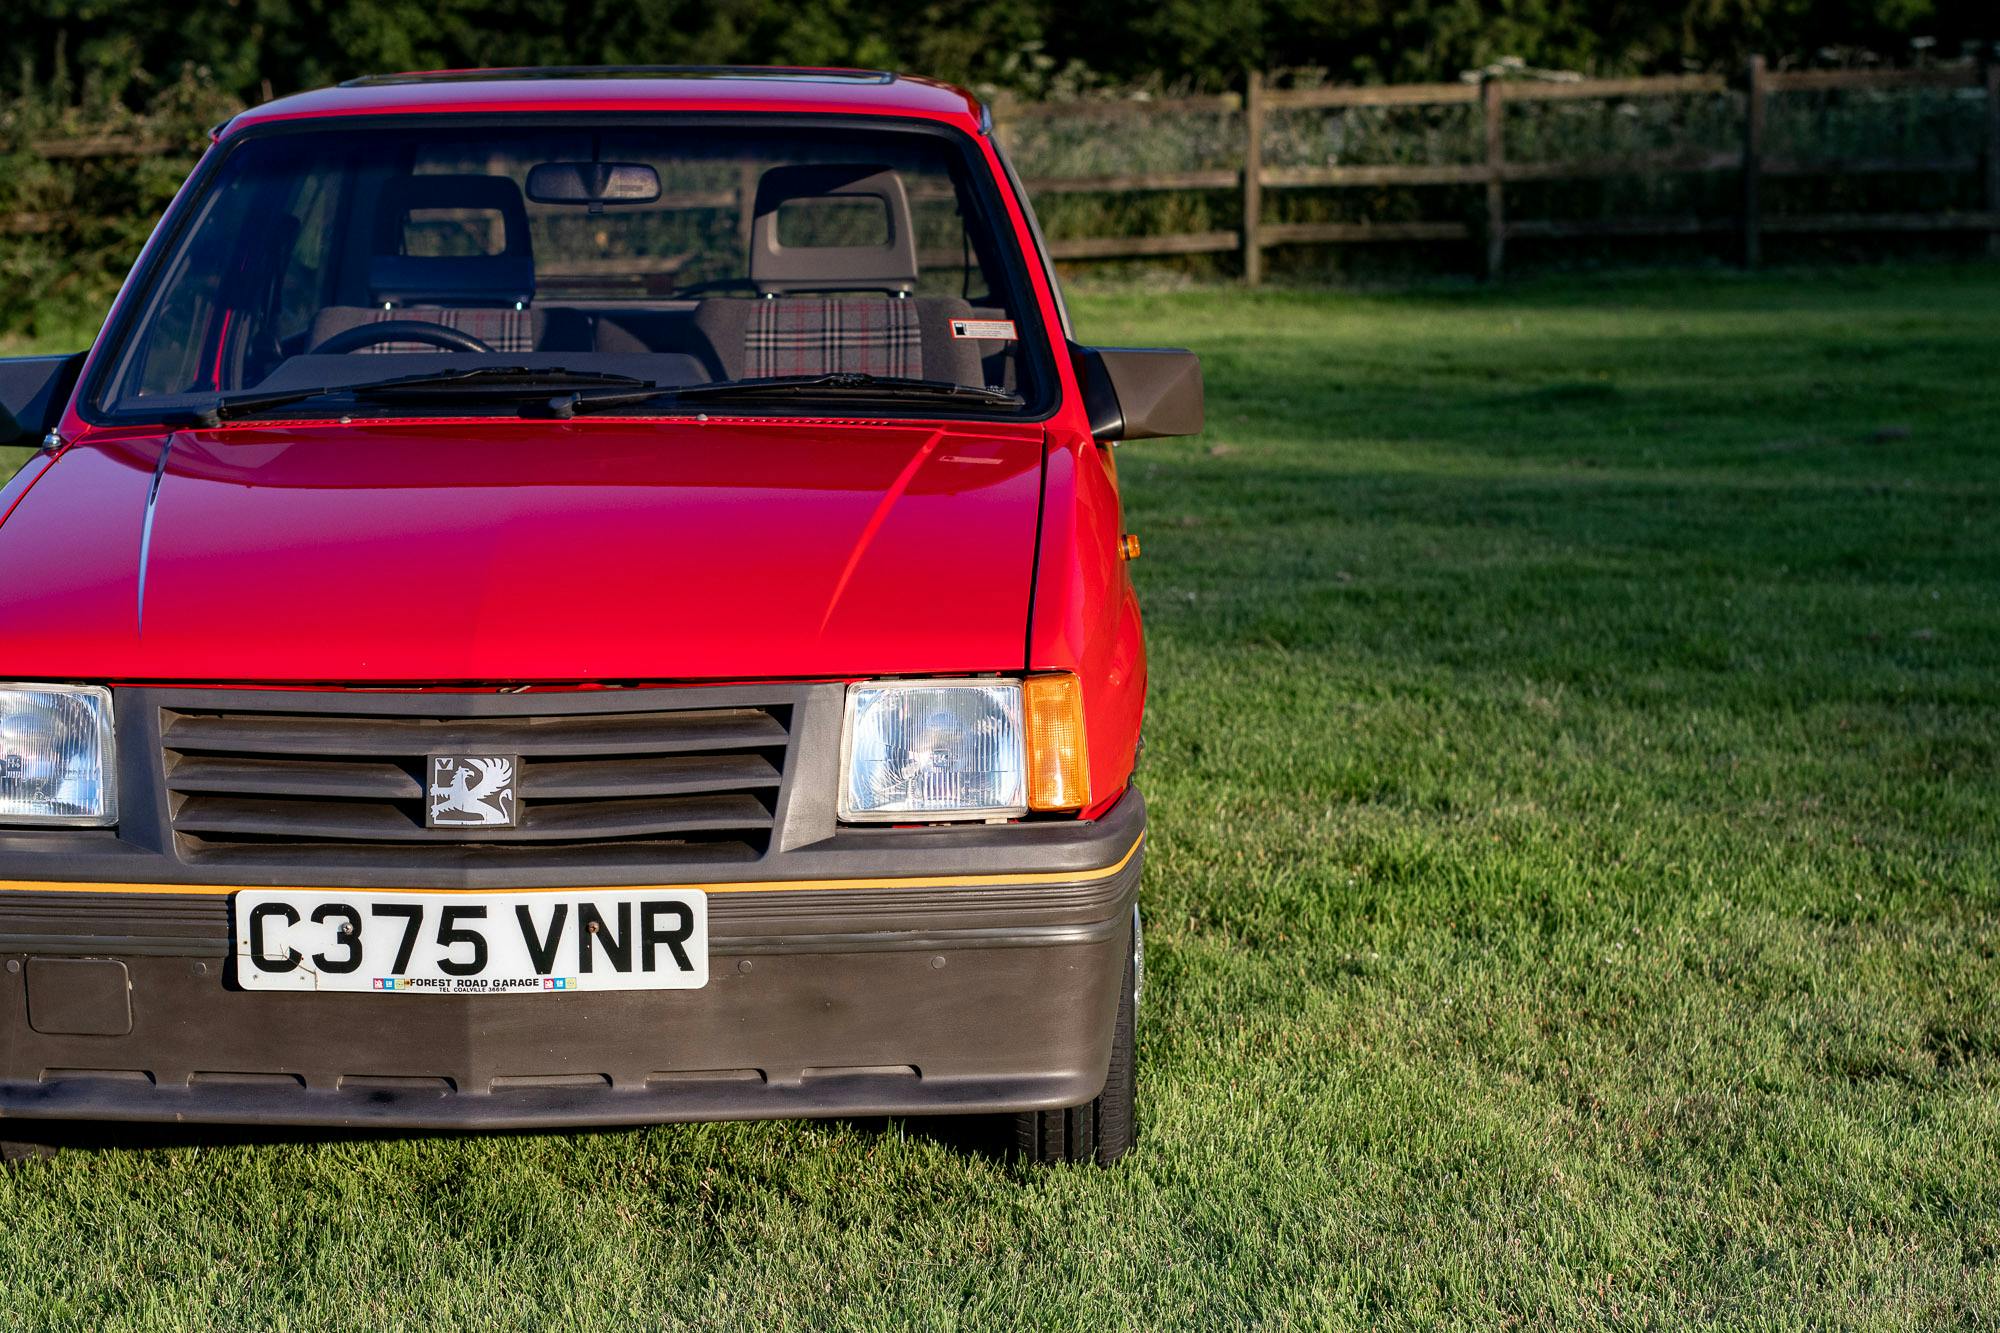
[4,267,2000,1327]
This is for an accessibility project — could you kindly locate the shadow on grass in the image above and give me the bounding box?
[1195,326,1998,455]
[0,1111,1018,1164]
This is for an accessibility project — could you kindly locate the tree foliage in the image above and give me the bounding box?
[3,0,1994,107]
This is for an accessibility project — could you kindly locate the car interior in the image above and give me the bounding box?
[103,125,1045,412]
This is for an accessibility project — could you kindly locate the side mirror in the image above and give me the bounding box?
[1071,345,1203,442]
[0,353,86,447]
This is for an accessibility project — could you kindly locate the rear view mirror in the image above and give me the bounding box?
[0,353,86,447]
[1071,345,1204,442]
[525,162,661,206]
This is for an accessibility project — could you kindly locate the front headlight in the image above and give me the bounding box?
[840,680,1027,822]
[0,684,117,826]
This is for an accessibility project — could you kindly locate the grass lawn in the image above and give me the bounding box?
[0,451,36,486]
[3,266,1998,1328]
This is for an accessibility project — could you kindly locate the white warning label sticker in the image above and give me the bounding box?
[949,318,1018,340]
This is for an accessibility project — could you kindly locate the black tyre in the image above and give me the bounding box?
[0,1139,56,1165]
[1014,907,1139,1166]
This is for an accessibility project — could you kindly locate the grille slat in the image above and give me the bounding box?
[160,695,796,867]
[167,755,424,800]
[181,840,766,873]
[523,753,782,799]
[172,793,775,843]
[162,708,788,757]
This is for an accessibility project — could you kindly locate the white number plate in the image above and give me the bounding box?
[233,888,708,994]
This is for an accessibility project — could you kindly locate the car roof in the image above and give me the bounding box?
[222,66,989,138]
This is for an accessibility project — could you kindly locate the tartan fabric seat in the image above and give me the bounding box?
[694,297,1000,385]
[743,299,921,379]
[307,306,545,355]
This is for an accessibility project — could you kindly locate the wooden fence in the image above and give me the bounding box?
[12,62,2000,278]
[994,61,2000,279]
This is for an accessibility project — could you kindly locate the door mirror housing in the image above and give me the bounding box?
[1071,345,1203,442]
[0,353,86,447]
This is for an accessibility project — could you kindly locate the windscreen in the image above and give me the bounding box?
[92,120,1049,419]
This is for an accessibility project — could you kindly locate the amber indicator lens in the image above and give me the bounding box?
[1024,673,1090,812]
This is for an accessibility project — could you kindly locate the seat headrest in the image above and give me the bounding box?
[372,174,535,307]
[749,165,918,296]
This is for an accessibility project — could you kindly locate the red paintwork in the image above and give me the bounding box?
[0,418,1045,682]
[220,70,988,138]
[18,71,1150,814]
[1028,426,1148,817]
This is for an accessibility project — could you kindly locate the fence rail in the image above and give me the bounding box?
[12,61,2000,278]
[994,60,2000,278]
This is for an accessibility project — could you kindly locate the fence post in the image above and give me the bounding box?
[1482,76,1505,278]
[1243,70,1265,285]
[1986,62,2000,259]
[1742,55,1766,268]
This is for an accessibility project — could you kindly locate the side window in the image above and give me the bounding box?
[275,171,340,345]
[992,141,1071,339]
[125,182,247,397]
[906,163,984,301]
[129,240,222,396]
[113,149,323,399]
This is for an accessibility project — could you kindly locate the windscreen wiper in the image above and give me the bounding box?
[165,370,1018,427]
[178,367,656,424]
[557,373,1024,416]
[354,367,650,401]
[669,373,1024,408]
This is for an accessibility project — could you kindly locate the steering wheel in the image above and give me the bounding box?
[308,320,496,356]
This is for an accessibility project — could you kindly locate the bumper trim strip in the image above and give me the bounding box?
[0,833,1141,899]
[0,918,1127,961]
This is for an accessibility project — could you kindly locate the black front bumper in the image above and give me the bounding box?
[0,775,1145,1130]
[0,804,1144,1128]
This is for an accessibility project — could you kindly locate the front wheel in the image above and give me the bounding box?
[1014,907,1139,1166]
[0,1139,56,1165]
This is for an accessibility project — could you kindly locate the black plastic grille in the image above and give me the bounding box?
[162,701,793,869]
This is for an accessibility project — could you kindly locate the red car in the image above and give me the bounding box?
[0,67,1199,1165]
